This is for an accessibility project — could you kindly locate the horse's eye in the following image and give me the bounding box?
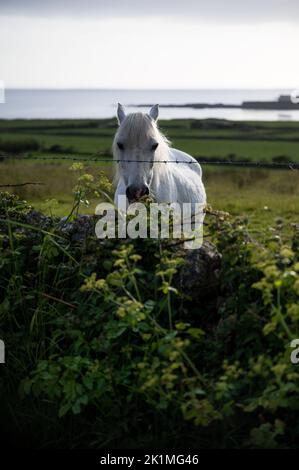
[117,142,124,150]
[151,142,159,151]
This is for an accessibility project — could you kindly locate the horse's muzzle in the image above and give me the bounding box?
[126,184,149,203]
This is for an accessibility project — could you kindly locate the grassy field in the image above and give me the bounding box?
[1,117,299,160]
[0,117,299,229]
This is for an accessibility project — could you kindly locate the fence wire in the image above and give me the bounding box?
[1,152,299,170]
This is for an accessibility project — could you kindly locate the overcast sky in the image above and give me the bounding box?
[0,0,298,89]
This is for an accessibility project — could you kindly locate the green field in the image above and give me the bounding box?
[1,117,299,161]
[0,118,298,231]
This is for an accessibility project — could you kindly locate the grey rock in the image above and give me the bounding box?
[24,209,54,230]
[21,212,222,301]
[177,241,221,301]
[58,215,95,241]
[20,211,95,242]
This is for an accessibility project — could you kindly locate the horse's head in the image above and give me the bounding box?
[113,103,163,203]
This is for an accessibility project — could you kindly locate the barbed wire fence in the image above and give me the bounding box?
[2,151,299,167]
[1,152,298,242]
[0,149,298,189]
[0,182,45,188]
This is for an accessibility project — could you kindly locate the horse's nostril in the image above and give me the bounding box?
[126,185,138,201]
[126,186,134,200]
[126,185,149,201]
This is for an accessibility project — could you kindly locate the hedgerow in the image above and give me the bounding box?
[0,167,298,448]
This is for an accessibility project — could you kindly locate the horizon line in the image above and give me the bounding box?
[3,87,295,92]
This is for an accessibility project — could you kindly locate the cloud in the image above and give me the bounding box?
[0,0,299,23]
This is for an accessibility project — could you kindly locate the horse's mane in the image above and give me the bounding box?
[112,112,170,185]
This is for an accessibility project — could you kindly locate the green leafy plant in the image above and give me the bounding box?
[0,165,298,449]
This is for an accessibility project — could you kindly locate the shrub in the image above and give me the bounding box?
[47,144,75,154]
[0,138,40,154]
[0,183,298,448]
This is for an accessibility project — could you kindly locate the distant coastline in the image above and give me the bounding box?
[133,94,299,111]
[2,89,299,120]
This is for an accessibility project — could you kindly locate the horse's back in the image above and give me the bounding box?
[169,148,202,178]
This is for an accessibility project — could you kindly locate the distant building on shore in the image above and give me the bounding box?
[278,95,292,103]
[242,94,299,110]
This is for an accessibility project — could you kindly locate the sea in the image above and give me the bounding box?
[1,88,299,121]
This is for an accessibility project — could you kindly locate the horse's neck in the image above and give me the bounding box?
[153,144,170,180]
[152,145,176,201]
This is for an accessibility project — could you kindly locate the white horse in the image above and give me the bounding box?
[113,103,206,209]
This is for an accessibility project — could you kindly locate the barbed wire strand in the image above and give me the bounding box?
[0,182,45,188]
[1,152,298,170]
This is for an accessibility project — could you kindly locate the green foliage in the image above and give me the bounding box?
[0,191,32,219]
[0,177,299,448]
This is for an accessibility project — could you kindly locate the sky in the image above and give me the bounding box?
[0,0,299,89]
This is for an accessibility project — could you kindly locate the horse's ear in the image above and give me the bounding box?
[117,103,126,124]
[149,104,159,122]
